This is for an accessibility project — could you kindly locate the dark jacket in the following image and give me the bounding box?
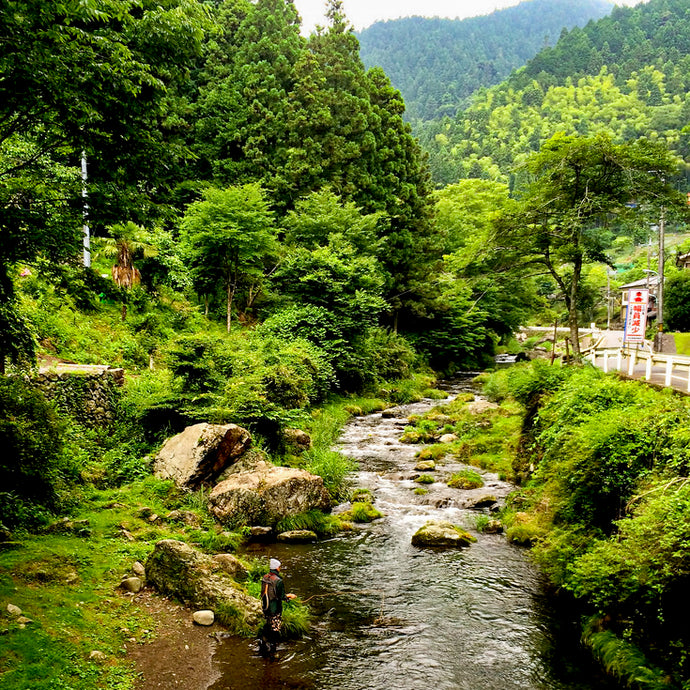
[262,569,287,616]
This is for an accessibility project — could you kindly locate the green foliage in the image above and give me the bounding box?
[303,448,354,502]
[180,183,278,331]
[582,622,671,690]
[0,378,78,528]
[274,510,342,537]
[664,271,690,331]
[340,501,383,523]
[494,362,690,685]
[447,469,484,490]
[357,0,612,120]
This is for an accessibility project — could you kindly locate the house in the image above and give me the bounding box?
[620,276,658,321]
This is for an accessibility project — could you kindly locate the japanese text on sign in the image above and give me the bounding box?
[624,289,649,343]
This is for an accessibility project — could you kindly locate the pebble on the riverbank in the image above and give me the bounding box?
[193,610,215,626]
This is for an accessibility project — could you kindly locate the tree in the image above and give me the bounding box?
[180,184,277,332]
[102,222,156,320]
[496,133,683,358]
[664,271,690,331]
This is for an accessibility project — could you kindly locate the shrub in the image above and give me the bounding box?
[0,378,77,528]
[304,448,354,502]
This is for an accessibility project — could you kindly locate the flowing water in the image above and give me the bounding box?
[209,378,620,690]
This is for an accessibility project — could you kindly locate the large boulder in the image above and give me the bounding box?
[411,520,477,548]
[208,461,331,526]
[154,423,252,489]
[145,540,261,629]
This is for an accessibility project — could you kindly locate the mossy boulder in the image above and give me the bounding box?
[145,540,261,632]
[277,530,318,543]
[411,520,477,548]
[208,461,331,527]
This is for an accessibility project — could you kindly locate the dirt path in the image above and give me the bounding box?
[127,591,223,690]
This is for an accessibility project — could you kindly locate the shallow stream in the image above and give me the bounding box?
[209,378,620,690]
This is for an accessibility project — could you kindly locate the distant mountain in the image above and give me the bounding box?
[357,0,614,121]
[415,0,690,187]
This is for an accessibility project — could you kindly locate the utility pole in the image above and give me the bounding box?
[657,204,665,336]
[81,152,91,268]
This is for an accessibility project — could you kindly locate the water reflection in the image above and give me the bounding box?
[209,379,619,690]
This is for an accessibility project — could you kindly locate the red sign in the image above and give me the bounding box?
[624,289,649,343]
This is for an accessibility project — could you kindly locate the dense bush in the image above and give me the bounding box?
[485,362,690,687]
[0,377,77,528]
[664,270,690,332]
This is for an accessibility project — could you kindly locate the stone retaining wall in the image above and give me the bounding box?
[34,367,125,427]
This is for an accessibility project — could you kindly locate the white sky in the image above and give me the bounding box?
[294,0,649,35]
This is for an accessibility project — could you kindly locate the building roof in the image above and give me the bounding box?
[620,276,659,290]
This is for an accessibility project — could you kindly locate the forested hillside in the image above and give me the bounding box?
[3,2,690,689]
[357,0,613,121]
[418,0,690,185]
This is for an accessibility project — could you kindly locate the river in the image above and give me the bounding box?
[209,378,620,690]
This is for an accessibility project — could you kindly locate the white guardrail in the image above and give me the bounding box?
[586,338,690,392]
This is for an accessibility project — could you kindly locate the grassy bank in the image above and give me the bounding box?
[0,367,439,689]
[479,361,690,690]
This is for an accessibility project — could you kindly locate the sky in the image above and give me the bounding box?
[293,0,649,35]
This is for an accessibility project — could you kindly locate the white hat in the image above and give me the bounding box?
[270,558,281,570]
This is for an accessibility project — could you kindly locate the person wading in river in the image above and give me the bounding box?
[259,558,296,659]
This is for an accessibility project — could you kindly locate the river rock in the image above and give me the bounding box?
[249,526,274,541]
[439,433,458,444]
[145,540,261,627]
[483,520,504,534]
[469,494,499,510]
[277,530,318,543]
[415,459,436,471]
[120,577,144,593]
[166,510,203,527]
[208,461,331,526]
[466,400,499,415]
[154,423,252,489]
[212,553,248,578]
[282,428,312,454]
[411,520,477,548]
[193,610,215,626]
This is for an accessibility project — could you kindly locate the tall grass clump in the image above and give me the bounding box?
[304,448,354,502]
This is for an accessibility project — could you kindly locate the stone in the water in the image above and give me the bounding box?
[277,529,318,543]
[411,520,477,548]
[249,526,274,541]
[484,520,504,534]
[415,460,436,471]
[193,610,215,626]
[469,494,498,509]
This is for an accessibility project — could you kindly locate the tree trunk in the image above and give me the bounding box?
[226,280,235,333]
[568,255,583,360]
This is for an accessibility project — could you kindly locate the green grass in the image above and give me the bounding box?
[339,502,383,523]
[672,332,690,356]
[0,479,255,689]
[447,469,484,489]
